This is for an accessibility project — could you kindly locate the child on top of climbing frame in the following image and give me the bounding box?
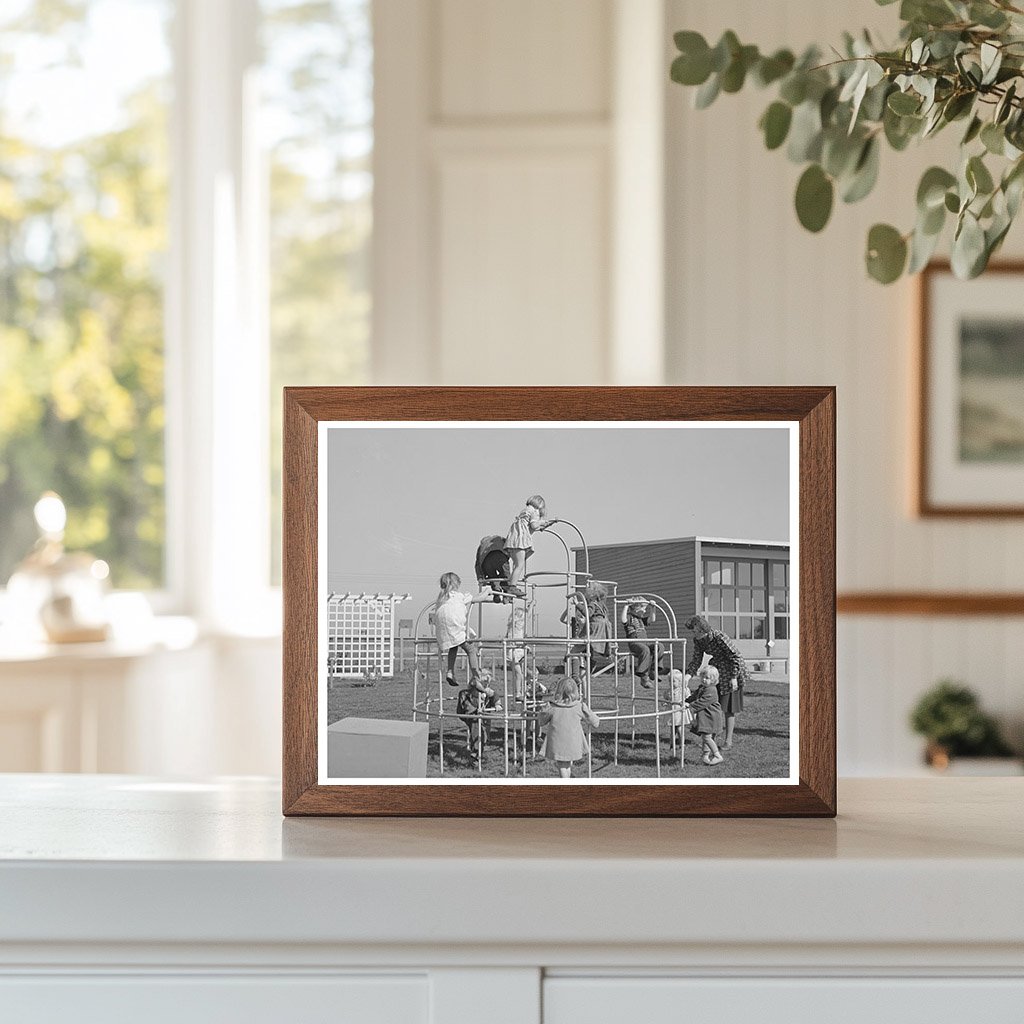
[504,494,558,594]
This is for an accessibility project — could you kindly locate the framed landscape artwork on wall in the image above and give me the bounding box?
[282,387,836,817]
[918,262,1024,517]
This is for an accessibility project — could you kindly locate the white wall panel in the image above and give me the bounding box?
[666,0,1024,774]
[437,150,608,384]
[375,0,622,385]
[438,0,610,120]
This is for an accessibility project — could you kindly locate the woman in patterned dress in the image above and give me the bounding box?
[683,614,750,750]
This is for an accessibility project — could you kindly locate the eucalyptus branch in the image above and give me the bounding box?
[670,1,1024,283]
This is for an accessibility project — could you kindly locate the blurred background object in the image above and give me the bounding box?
[5,492,111,644]
[0,0,1022,777]
[910,680,1021,775]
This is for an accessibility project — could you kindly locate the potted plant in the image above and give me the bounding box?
[909,680,1018,772]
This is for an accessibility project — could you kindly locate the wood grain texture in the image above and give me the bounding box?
[916,260,1024,518]
[282,392,319,812]
[838,592,1024,616]
[282,387,836,817]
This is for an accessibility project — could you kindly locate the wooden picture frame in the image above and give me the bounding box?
[282,387,836,817]
[917,260,1024,517]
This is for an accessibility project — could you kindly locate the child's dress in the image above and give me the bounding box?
[505,505,541,553]
[670,675,693,728]
[506,605,526,665]
[686,680,724,736]
[434,592,475,652]
[539,699,600,762]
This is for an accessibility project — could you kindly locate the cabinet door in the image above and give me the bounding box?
[544,977,1024,1024]
[0,974,428,1024]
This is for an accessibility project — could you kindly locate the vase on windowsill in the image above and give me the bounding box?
[3,492,111,646]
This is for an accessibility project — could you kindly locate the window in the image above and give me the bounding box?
[770,560,789,640]
[262,0,373,582]
[0,0,374,619]
[0,0,172,589]
[702,554,787,642]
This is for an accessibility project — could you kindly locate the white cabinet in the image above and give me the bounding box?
[2,778,1023,1024]
[544,977,1024,1024]
[0,975,428,1024]
[0,641,212,773]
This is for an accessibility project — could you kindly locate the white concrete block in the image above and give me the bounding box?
[327,717,429,779]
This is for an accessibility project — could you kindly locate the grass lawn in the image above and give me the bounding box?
[327,665,791,780]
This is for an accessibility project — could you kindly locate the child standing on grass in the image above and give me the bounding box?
[668,668,692,749]
[687,665,725,766]
[538,676,600,779]
[434,572,493,688]
[504,494,557,592]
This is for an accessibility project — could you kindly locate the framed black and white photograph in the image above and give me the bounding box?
[283,387,836,816]
[918,262,1024,517]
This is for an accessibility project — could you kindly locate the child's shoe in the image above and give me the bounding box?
[707,752,724,766]
[445,671,458,687]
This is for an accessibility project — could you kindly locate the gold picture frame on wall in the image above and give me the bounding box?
[917,261,1024,518]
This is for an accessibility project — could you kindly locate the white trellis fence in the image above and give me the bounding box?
[326,593,412,679]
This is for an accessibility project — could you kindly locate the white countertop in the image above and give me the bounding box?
[1,775,1022,955]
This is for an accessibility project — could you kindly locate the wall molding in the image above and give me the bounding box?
[838,592,1024,616]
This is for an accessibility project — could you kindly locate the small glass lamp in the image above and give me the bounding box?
[5,492,111,644]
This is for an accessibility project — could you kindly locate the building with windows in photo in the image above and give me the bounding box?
[574,537,791,675]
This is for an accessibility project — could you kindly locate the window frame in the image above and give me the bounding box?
[701,554,788,643]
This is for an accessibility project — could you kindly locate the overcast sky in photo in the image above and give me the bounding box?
[326,425,791,632]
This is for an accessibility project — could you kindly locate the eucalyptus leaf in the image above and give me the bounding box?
[888,90,921,115]
[962,115,983,145]
[787,101,823,162]
[760,101,793,150]
[754,49,795,87]
[779,74,807,106]
[866,223,908,283]
[1006,171,1024,218]
[710,31,740,73]
[842,137,881,203]
[996,82,1017,124]
[981,122,1006,155]
[822,128,864,178]
[721,44,759,92]
[908,221,943,273]
[970,2,1009,30]
[861,79,892,122]
[917,166,957,210]
[694,73,721,109]
[945,190,961,213]
[980,42,1003,86]
[980,42,1002,86]
[967,154,995,195]
[951,211,986,278]
[795,164,834,232]
[884,106,922,150]
[942,92,974,122]
[921,200,946,235]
